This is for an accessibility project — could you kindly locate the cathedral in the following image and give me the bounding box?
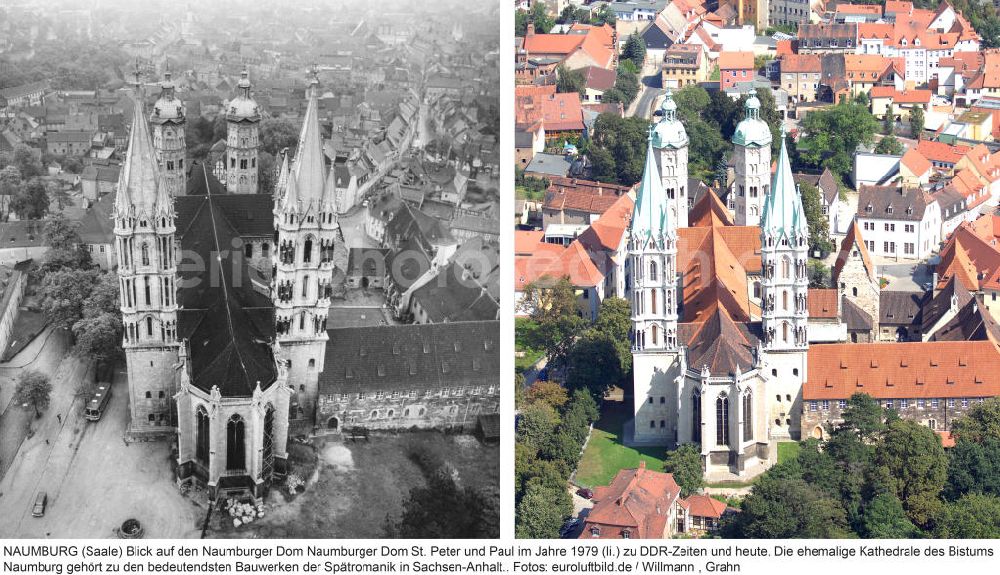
[628,90,809,480]
[115,71,334,499]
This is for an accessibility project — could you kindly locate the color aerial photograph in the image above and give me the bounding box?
[514,0,1000,539]
[0,0,500,539]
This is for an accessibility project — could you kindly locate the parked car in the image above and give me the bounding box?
[576,487,594,499]
[32,492,47,517]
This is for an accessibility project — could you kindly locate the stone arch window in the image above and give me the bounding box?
[303,237,314,263]
[782,322,789,342]
[749,205,758,217]
[196,405,209,465]
[743,391,753,442]
[370,410,378,419]
[782,257,791,279]
[651,290,658,314]
[649,260,658,281]
[651,324,659,345]
[142,243,150,266]
[309,358,316,368]
[716,393,729,446]
[387,409,395,418]
[852,286,858,297]
[692,390,702,443]
[146,316,153,337]
[226,414,246,471]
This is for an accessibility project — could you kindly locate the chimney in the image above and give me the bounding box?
[638,460,646,470]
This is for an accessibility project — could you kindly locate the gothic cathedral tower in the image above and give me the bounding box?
[225,70,260,195]
[760,127,809,440]
[630,127,683,444]
[651,91,689,228]
[150,71,186,197]
[273,74,338,429]
[115,87,180,435]
[732,90,772,227]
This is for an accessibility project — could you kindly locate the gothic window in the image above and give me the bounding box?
[196,405,209,465]
[782,257,790,278]
[303,239,313,263]
[782,291,788,311]
[649,260,657,281]
[716,394,729,446]
[147,316,153,337]
[651,290,657,313]
[782,322,789,343]
[245,244,253,258]
[142,243,149,266]
[691,390,701,443]
[226,415,246,471]
[145,276,151,305]
[302,275,309,297]
[749,205,758,217]
[262,405,275,484]
[651,324,659,345]
[743,391,753,442]
[240,159,248,170]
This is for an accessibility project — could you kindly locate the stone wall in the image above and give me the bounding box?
[317,386,499,432]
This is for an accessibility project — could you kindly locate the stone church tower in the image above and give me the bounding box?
[759,128,809,439]
[273,75,338,428]
[150,71,186,197]
[225,70,261,194]
[651,91,689,228]
[732,90,772,227]
[114,87,180,434]
[630,130,684,444]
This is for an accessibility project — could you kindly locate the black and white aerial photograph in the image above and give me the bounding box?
[0,0,500,539]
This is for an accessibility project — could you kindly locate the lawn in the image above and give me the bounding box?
[515,348,544,373]
[574,402,666,488]
[777,441,801,464]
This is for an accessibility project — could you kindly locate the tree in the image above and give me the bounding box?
[874,134,904,156]
[798,181,833,254]
[946,438,1000,499]
[875,419,948,527]
[622,33,647,70]
[526,380,570,410]
[588,113,651,185]
[515,2,554,36]
[259,118,300,156]
[10,177,50,220]
[518,276,587,369]
[516,482,571,538]
[258,151,276,195]
[388,472,499,538]
[41,219,91,271]
[808,259,831,288]
[909,106,925,140]
[0,165,23,221]
[723,473,853,538]
[39,268,101,330]
[14,370,52,419]
[854,91,870,108]
[73,312,123,362]
[838,393,886,443]
[798,99,878,181]
[933,493,1000,538]
[517,402,561,455]
[949,397,1000,444]
[9,144,43,179]
[861,493,919,538]
[566,330,630,397]
[883,104,895,135]
[593,296,631,342]
[555,65,585,95]
[613,67,640,107]
[663,443,704,497]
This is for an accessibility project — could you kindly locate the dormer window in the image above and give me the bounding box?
[906,206,913,215]
[886,205,893,214]
[866,204,873,213]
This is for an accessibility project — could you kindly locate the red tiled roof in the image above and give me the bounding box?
[916,139,970,165]
[540,92,585,132]
[832,220,876,284]
[900,148,932,176]
[781,53,822,73]
[718,51,754,70]
[805,340,1000,400]
[869,87,931,104]
[808,289,839,319]
[582,462,681,539]
[937,224,1000,291]
[683,494,729,519]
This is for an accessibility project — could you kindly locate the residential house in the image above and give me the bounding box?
[661,44,708,89]
[0,80,49,108]
[794,168,844,234]
[856,184,942,259]
[46,130,94,156]
[521,23,616,71]
[869,87,932,121]
[542,177,631,229]
[718,51,755,91]
[916,139,970,175]
[780,53,822,103]
[798,23,858,54]
[581,66,617,105]
[80,165,120,201]
[899,148,933,187]
[678,494,731,536]
[0,221,47,266]
[879,290,927,341]
[579,461,683,539]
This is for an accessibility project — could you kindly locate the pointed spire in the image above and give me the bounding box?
[630,128,670,238]
[761,125,808,239]
[116,88,167,219]
[290,71,328,208]
[275,147,290,199]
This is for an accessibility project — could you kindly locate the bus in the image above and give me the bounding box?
[84,361,115,422]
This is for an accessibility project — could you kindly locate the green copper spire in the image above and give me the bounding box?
[630,128,670,238]
[761,126,808,239]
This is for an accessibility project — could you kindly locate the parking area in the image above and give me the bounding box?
[877,260,934,292]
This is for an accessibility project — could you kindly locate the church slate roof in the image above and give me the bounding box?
[842,297,874,331]
[177,163,275,238]
[921,276,973,335]
[319,320,500,395]
[176,168,276,397]
[680,307,760,377]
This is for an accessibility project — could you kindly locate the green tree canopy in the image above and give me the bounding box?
[588,113,651,185]
[663,443,704,498]
[876,419,948,527]
[622,33,647,70]
[861,493,919,538]
[798,180,833,254]
[798,99,878,181]
[874,134,904,156]
[518,276,587,369]
[555,64,585,95]
[933,493,1000,538]
[950,397,1000,444]
[10,177,50,220]
[909,106,925,140]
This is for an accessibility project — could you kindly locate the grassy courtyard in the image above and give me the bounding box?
[777,440,801,463]
[574,402,666,488]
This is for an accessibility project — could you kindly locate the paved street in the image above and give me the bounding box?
[629,65,663,119]
[0,365,201,538]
